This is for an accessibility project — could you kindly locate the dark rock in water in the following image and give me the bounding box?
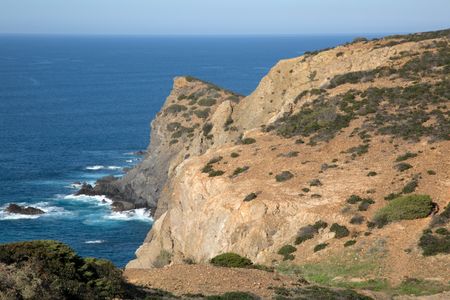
[75,183,96,196]
[134,150,147,156]
[111,201,135,212]
[5,203,45,215]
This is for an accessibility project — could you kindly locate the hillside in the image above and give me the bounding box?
[83,29,450,298]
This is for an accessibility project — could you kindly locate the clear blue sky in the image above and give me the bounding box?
[1,0,449,35]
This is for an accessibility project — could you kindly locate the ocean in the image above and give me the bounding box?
[0,35,362,267]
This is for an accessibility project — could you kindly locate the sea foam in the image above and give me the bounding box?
[105,208,153,222]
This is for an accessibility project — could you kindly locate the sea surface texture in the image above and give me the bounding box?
[0,35,357,266]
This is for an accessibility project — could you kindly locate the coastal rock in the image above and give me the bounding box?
[111,201,135,212]
[5,204,45,215]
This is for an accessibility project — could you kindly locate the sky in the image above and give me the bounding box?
[0,0,449,35]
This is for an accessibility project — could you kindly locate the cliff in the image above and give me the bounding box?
[113,30,450,287]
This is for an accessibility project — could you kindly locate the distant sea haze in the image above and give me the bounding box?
[0,34,361,266]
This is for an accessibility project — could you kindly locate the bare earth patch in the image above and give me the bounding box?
[124,264,297,298]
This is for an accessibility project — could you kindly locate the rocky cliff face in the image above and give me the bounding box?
[123,30,450,283]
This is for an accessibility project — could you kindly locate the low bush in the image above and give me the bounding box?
[374,195,433,225]
[198,98,217,107]
[395,162,413,172]
[0,240,137,300]
[314,243,329,252]
[295,221,328,244]
[350,215,365,225]
[232,166,249,177]
[419,232,450,256]
[396,152,418,162]
[402,179,418,194]
[367,171,377,177]
[358,198,375,211]
[344,240,357,247]
[309,179,322,186]
[278,245,296,260]
[165,104,187,114]
[241,137,256,145]
[384,192,401,201]
[243,193,257,202]
[276,171,294,182]
[202,122,213,136]
[427,170,436,175]
[330,223,350,238]
[230,152,240,158]
[210,253,253,268]
[435,228,449,235]
[347,195,363,204]
[193,108,210,119]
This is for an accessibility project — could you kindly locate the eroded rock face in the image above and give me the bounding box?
[5,204,45,215]
[125,30,450,283]
[76,77,244,214]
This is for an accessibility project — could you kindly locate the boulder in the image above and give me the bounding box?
[111,201,135,212]
[5,204,45,215]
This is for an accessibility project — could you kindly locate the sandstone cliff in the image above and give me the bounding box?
[125,30,450,284]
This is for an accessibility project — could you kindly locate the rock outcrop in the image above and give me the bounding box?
[5,204,45,215]
[111,30,450,283]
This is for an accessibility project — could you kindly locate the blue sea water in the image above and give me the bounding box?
[0,35,362,267]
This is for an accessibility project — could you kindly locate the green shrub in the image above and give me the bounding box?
[346,144,369,157]
[374,195,433,224]
[202,122,213,136]
[276,171,294,182]
[309,179,322,186]
[210,253,253,268]
[232,166,249,177]
[419,232,450,256]
[165,104,187,114]
[243,193,257,202]
[314,243,329,252]
[402,179,418,194]
[427,170,436,175]
[242,137,256,145]
[358,198,375,211]
[396,152,418,162]
[367,171,377,177]
[278,245,296,260]
[347,195,363,204]
[230,152,240,158]
[193,108,210,119]
[295,226,316,245]
[344,240,357,247]
[209,170,225,177]
[0,240,132,300]
[330,223,350,238]
[384,192,401,201]
[198,98,217,106]
[350,215,365,224]
[435,228,449,235]
[395,162,413,172]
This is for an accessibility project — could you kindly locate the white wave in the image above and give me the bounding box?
[125,159,133,163]
[105,208,153,222]
[86,165,122,171]
[86,165,105,170]
[84,240,105,244]
[107,166,122,170]
[63,194,113,205]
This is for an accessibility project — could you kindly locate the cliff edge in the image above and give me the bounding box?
[124,30,450,288]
